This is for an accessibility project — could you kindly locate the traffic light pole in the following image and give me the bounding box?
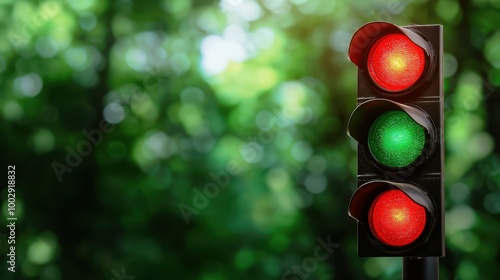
[402,257,439,280]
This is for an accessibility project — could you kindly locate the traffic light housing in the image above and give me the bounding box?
[347,22,444,257]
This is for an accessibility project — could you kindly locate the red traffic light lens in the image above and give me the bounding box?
[368,189,427,247]
[367,34,426,92]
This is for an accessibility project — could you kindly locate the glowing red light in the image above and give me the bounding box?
[368,189,426,247]
[367,34,426,92]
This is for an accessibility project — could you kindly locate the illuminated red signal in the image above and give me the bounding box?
[368,189,427,247]
[367,34,426,92]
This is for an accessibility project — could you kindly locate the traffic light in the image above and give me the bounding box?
[346,22,444,257]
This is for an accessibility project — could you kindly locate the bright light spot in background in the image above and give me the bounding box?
[180,87,205,104]
[144,131,171,159]
[79,12,97,31]
[32,128,55,154]
[446,204,476,235]
[68,0,94,11]
[131,96,158,124]
[126,49,148,71]
[291,0,309,4]
[253,27,276,49]
[434,0,461,23]
[291,141,313,162]
[133,131,177,171]
[452,71,484,110]
[273,81,315,124]
[295,0,323,15]
[177,104,204,135]
[469,132,495,158]
[134,32,168,69]
[222,0,244,8]
[274,131,293,149]
[118,31,168,73]
[241,141,264,163]
[201,35,248,76]
[444,53,458,77]
[224,24,246,43]
[14,73,43,97]
[304,173,327,194]
[308,155,327,174]
[170,52,191,76]
[27,232,57,265]
[160,0,191,15]
[103,102,126,124]
[196,8,220,33]
[449,231,479,252]
[262,0,291,14]
[237,1,262,21]
[201,36,228,75]
[3,101,24,121]
[220,0,263,22]
[265,168,300,213]
[36,37,59,58]
[65,47,90,71]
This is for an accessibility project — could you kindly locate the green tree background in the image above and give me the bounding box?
[0,0,499,279]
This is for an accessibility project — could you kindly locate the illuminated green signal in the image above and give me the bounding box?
[368,110,426,168]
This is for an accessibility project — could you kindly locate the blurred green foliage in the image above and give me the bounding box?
[0,0,499,279]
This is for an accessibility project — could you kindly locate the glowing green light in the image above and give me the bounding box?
[368,110,426,168]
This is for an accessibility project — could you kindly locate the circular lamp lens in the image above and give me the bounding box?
[367,33,426,92]
[368,189,427,247]
[368,110,426,168]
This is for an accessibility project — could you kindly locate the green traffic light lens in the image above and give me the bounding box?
[368,110,426,168]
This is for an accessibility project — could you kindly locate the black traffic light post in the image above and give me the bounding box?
[403,257,439,280]
[346,22,444,280]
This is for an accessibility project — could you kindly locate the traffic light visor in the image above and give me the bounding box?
[349,181,436,252]
[347,99,437,171]
[348,22,433,95]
